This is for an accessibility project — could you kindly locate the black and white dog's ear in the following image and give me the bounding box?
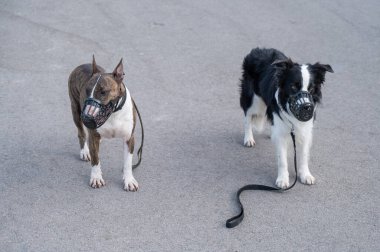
[311,62,334,73]
[310,62,333,86]
[112,58,125,83]
[271,58,293,68]
[92,55,101,75]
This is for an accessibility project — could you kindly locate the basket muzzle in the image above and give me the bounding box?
[81,98,116,129]
[288,91,315,122]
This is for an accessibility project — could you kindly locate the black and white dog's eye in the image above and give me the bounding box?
[291,83,298,91]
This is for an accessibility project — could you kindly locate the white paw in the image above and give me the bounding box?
[123,176,139,192]
[80,148,91,161]
[276,177,289,189]
[300,173,315,185]
[90,164,105,188]
[90,176,105,188]
[244,136,256,147]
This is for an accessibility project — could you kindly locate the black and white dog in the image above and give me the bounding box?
[240,48,333,189]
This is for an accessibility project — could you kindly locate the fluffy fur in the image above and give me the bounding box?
[239,48,333,188]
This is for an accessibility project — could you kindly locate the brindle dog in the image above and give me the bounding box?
[68,56,139,191]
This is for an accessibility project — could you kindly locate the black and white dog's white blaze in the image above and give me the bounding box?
[239,48,333,189]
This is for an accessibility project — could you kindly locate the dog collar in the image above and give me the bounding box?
[114,82,127,112]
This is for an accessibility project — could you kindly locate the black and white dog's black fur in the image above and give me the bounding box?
[240,48,333,189]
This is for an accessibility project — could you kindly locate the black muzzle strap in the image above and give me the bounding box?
[226,131,297,228]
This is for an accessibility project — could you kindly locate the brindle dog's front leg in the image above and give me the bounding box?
[88,131,105,188]
[123,135,139,191]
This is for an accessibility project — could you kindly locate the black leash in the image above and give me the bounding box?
[132,99,144,170]
[226,131,297,228]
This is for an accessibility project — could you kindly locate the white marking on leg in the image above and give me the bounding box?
[90,163,105,188]
[297,128,315,185]
[274,137,290,189]
[251,95,267,132]
[301,65,311,91]
[80,125,90,161]
[123,142,138,191]
[80,141,91,161]
[272,115,291,189]
[243,95,267,147]
[244,114,255,147]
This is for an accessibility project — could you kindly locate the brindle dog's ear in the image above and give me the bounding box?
[112,58,125,83]
[92,55,101,75]
[271,58,293,68]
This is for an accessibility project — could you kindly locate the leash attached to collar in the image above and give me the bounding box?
[132,98,144,170]
[226,130,297,228]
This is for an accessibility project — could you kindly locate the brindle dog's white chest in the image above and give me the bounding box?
[97,91,134,140]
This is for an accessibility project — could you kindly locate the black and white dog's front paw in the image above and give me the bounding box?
[244,135,256,147]
[123,176,139,192]
[275,176,289,189]
[299,173,316,185]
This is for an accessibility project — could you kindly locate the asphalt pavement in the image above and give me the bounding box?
[0,0,379,251]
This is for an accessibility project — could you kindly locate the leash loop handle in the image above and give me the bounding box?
[226,131,297,228]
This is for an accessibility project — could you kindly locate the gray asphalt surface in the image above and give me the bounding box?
[1,0,379,251]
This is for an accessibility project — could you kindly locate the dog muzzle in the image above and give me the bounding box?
[288,91,315,122]
[81,94,126,130]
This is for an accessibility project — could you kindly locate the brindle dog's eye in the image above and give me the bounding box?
[100,90,106,95]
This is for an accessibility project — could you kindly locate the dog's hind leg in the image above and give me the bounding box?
[243,107,255,147]
[251,95,267,133]
[70,102,91,161]
[240,72,257,147]
[240,89,255,147]
[242,94,267,147]
[123,136,139,191]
